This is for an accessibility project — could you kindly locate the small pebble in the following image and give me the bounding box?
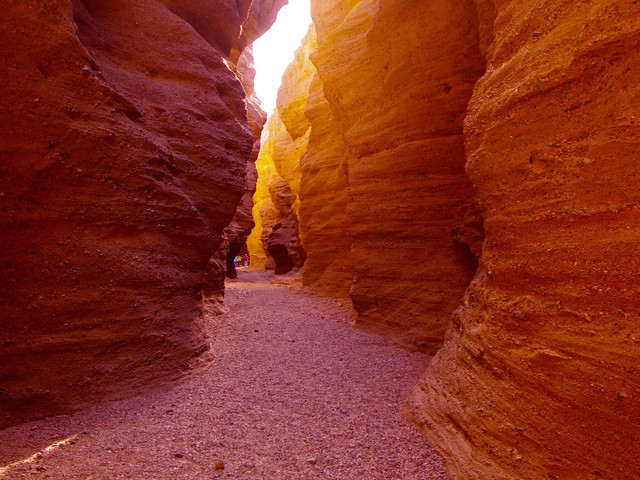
[214,460,225,470]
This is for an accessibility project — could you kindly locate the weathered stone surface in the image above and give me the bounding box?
[310,0,484,351]
[223,46,267,280]
[0,0,282,428]
[299,72,354,296]
[247,29,319,275]
[410,2,640,480]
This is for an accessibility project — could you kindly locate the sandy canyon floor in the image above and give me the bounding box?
[0,271,447,479]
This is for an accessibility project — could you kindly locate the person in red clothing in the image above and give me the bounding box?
[242,254,249,267]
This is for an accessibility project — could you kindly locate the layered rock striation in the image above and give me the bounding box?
[0,0,283,428]
[411,2,640,479]
[252,0,640,478]
[310,0,485,350]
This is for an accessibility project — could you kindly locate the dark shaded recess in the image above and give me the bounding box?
[451,197,485,275]
[268,243,294,274]
[226,241,249,279]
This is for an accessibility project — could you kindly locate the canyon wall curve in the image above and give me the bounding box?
[252,1,640,479]
[0,0,284,429]
[3,1,639,478]
[411,2,640,479]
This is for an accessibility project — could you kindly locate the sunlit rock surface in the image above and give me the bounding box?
[0,0,283,428]
[249,23,354,296]
[249,1,640,478]
[411,2,640,479]
[310,0,484,351]
[247,112,306,274]
[247,29,320,274]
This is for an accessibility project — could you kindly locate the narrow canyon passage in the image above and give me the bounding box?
[0,272,447,480]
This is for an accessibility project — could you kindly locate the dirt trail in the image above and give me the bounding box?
[0,271,447,479]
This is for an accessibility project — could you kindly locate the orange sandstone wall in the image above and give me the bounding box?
[411,2,640,479]
[0,0,283,428]
[251,25,355,295]
[298,72,354,297]
[259,0,639,478]
[310,0,485,351]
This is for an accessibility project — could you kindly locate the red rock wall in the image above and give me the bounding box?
[411,2,640,479]
[222,46,268,280]
[0,0,282,428]
[310,0,485,351]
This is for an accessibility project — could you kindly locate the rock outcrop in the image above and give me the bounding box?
[0,0,283,428]
[310,0,484,350]
[410,2,640,479]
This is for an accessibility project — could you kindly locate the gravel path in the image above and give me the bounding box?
[0,271,448,479]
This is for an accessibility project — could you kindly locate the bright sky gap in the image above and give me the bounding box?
[253,0,312,116]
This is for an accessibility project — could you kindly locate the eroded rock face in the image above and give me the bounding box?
[251,1,639,478]
[222,46,267,280]
[310,0,485,351]
[298,72,354,296]
[411,2,640,479]
[247,29,319,275]
[0,0,282,428]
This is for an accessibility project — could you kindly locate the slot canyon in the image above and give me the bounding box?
[1,1,639,479]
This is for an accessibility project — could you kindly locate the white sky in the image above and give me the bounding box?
[253,0,312,116]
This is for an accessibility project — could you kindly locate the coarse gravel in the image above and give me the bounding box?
[0,270,448,479]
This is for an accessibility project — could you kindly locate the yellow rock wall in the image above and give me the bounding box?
[310,0,485,350]
[251,25,355,296]
[247,119,280,269]
[248,28,319,273]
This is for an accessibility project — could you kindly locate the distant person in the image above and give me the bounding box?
[242,254,249,267]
